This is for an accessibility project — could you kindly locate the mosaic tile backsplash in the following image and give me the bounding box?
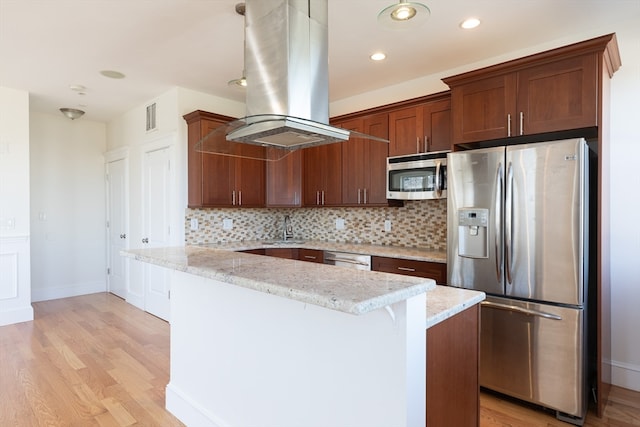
[185,199,447,250]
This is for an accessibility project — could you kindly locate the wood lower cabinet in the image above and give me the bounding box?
[334,113,389,206]
[371,256,446,284]
[184,110,265,208]
[388,97,451,157]
[426,304,479,426]
[445,45,602,144]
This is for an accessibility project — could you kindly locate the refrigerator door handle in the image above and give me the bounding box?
[481,301,562,320]
[505,162,514,285]
[495,162,503,283]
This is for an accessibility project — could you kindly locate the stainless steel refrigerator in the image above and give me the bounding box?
[447,138,589,425]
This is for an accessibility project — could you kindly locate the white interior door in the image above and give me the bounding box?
[106,157,128,299]
[142,145,172,321]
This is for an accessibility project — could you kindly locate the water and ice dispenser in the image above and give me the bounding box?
[457,208,489,258]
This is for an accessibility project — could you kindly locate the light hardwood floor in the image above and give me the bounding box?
[1,293,638,426]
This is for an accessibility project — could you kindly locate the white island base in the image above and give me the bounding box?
[166,269,427,427]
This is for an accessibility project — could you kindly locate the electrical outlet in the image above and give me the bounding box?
[190,218,199,231]
[384,220,392,232]
[335,218,345,230]
[223,218,233,230]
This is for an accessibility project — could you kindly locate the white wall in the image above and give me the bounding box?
[608,21,640,391]
[0,87,33,325]
[29,112,107,301]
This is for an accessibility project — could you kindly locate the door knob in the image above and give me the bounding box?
[120,234,126,239]
[142,238,149,243]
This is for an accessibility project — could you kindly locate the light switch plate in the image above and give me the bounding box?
[335,218,345,230]
[384,220,392,232]
[222,218,233,230]
[190,218,199,231]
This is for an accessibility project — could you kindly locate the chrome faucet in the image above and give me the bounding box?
[283,215,293,241]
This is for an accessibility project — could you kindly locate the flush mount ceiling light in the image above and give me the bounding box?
[370,52,386,61]
[59,108,85,120]
[460,17,481,29]
[378,1,430,30]
[100,70,126,79]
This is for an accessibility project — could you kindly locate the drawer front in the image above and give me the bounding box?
[297,248,324,263]
[372,256,446,284]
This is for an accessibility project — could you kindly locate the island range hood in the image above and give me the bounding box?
[195,0,388,161]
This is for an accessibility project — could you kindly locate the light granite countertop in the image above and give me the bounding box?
[122,245,436,316]
[200,240,447,263]
[122,244,483,327]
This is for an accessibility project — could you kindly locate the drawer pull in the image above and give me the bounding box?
[397,267,416,272]
[304,255,317,260]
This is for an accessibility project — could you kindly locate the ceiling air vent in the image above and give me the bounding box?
[146,102,157,132]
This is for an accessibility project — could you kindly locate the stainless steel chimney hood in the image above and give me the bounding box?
[195,0,388,161]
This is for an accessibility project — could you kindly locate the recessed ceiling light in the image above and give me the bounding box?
[69,84,86,91]
[100,70,126,79]
[370,52,387,61]
[460,17,481,30]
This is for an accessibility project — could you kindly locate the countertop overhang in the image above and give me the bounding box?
[121,243,484,326]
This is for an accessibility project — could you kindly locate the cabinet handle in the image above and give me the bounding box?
[239,190,242,206]
[358,188,361,204]
[425,136,429,152]
[519,112,524,136]
[321,191,325,205]
[507,114,512,137]
[232,190,236,205]
[316,191,320,205]
[397,267,416,272]
[364,188,368,204]
[416,137,420,153]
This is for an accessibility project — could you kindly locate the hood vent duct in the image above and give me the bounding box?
[195,0,388,161]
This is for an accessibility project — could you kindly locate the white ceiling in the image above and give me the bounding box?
[1,0,638,123]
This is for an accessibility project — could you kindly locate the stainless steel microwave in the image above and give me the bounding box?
[386,151,447,200]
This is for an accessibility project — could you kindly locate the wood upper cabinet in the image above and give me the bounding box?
[388,98,451,157]
[445,51,599,144]
[335,113,389,206]
[184,110,265,208]
[303,142,342,206]
[266,149,302,207]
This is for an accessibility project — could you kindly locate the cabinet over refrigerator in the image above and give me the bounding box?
[447,138,591,425]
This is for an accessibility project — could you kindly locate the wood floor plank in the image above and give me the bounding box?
[1,292,638,426]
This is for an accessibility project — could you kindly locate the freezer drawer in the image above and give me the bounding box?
[480,296,586,419]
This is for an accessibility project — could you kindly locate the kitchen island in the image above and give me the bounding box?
[122,245,483,427]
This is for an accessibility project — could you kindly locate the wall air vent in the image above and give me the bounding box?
[146,102,157,132]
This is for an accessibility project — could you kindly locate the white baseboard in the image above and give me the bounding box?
[31,280,107,302]
[166,383,228,427]
[0,305,34,326]
[612,359,640,392]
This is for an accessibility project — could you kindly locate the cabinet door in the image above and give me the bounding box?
[427,305,479,426]
[202,118,234,206]
[303,143,342,206]
[266,149,302,207]
[234,144,265,207]
[422,99,452,152]
[338,118,366,205]
[517,53,598,135]
[389,106,423,156]
[363,114,389,205]
[450,74,517,144]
